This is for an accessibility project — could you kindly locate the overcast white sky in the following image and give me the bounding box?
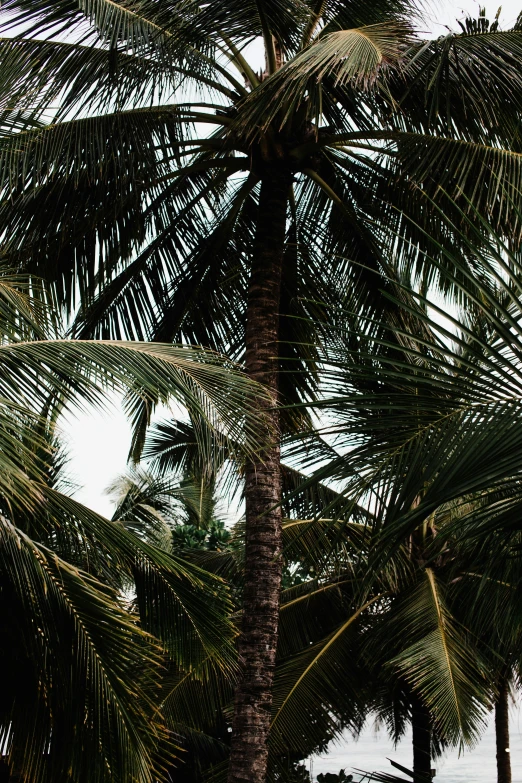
[58,0,522,517]
[426,0,520,31]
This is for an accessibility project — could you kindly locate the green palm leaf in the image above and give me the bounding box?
[270,593,383,755]
[0,38,181,123]
[0,339,266,452]
[396,28,522,142]
[0,517,167,783]
[387,569,490,746]
[237,22,411,134]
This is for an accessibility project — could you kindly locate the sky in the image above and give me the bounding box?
[58,0,522,517]
[425,0,520,32]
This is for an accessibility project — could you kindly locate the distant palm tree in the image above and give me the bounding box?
[454,527,522,783]
[107,463,232,554]
[270,506,493,781]
[2,3,522,778]
[0,270,262,783]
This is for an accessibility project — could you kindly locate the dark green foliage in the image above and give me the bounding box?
[3,2,522,781]
[0,270,266,783]
[317,772,353,783]
[171,517,232,551]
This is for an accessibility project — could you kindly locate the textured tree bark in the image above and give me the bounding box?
[227,166,291,783]
[411,694,432,783]
[495,677,512,783]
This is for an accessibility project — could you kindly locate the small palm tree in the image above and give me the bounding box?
[104,426,239,783]
[452,524,522,783]
[107,464,232,553]
[3,4,522,778]
[270,508,493,780]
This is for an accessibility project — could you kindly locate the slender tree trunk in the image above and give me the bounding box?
[411,694,432,782]
[495,677,512,783]
[227,165,291,783]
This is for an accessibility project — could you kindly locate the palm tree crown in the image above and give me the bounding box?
[1,2,522,347]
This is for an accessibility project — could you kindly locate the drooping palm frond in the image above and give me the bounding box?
[384,569,490,747]
[386,133,522,241]
[5,439,240,674]
[390,27,522,143]
[0,38,178,123]
[0,339,268,460]
[278,569,369,658]
[0,271,274,782]
[142,418,204,475]
[281,515,371,578]
[0,0,221,70]
[0,265,58,340]
[108,467,184,549]
[0,516,169,783]
[270,593,383,756]
[160,652,237,748]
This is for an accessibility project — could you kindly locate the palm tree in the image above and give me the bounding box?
[107,464,233,554]
[451,525,522,783]
[270,213,522,780]
[106,411,368,780]
[108,376,522,783]
[495,676,512,783]
[0,270,264,783]
[126,413,473,780]
[270,506,495,781]
[105,462,239,783]
[3,4,522,779]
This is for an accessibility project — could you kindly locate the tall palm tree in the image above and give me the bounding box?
[2,4,522,779]
[0,270,264,783]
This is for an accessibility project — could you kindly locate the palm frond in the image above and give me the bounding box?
[32,486,238,669]
[108,467,182,550]
[390,133,522,239]
[0,37,181,123]
[386,569,490,746]
[237,22,411,135]
[395,29,522,144]
[1,0,206,64]
[0,339,267,456]
[270,594,382,755]
[0,263,59,340]
[0,516,168,783]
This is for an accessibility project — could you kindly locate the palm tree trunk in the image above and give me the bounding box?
[495,677,512,783]
[411,694,432,783]
[227,165,291,783]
